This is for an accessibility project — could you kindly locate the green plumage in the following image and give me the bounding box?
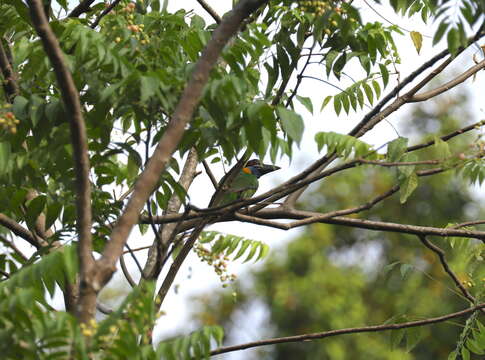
[209,159,280,207]
[218,172,259,206]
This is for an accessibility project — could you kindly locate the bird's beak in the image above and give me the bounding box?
[259,163,280,176]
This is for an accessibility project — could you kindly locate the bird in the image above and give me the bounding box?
[209,159,280,207]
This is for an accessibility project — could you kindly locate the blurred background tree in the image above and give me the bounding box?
[191,88,485,359]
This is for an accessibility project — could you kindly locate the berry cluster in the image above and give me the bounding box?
[104,1,150,46]
[0,108,19,134]
[298,0,331,16]
[194,243,237,287]
[79,319,98,337]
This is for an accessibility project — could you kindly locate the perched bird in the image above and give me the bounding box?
[210,159,280,206]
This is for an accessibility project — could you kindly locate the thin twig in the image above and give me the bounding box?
[123,245,152,254]
[119,253,136,288]
[210,303,485,356]
[407,120,485,153]
[418,235,478,306]
[90,0,122,28]
[409,60,485,102]
[451,220,485,229]
[0,235,28,261]
[124,243,145,279]
[96,302,113,314]
[202,160,218,189]
[196,0,222,24]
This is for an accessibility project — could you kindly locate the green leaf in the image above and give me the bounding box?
[362,82,374,105]
[296,95,313,114]
[434,137,451,160]
[466,338,485,355]
[341,94,350,114]
[0,142,12,174]
[333,53,347,79]
[276,106,304,144]
[400,263,413,278]
[140,76,159,103]
[379,64,389,87]
[387,137,408,162]
[447,28,459,55]
[13,95,29,120]
[399,172,418,204]
[372,80,381,99]
[405,326,422,352]
[10,0,32,25]
[461,347,470,360]
[410,31,423,54]
[334,95,342,116]
[26,195,47,230]
[390,329,405,349]
[321,95,332,111]
[45,202,63,230]
[433,21,449,45]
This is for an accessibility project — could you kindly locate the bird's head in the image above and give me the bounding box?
[242,159,280,178]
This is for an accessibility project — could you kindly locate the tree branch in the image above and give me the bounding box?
[68,0,96,18]
[119,252,136,287]
[90,0,122,29]
[27,0,93,322]
[196,0,222,24]
[156,219,211,309]
[0,235,28,262]
[417,235,478,306]
[143,148,199,280]
[254,208,485,242]
[407,119,485,153]
[0,213,43,248]
[209,303,485,356]
[0,39,19,103]
[202,160,218,189]
[409,59,485,102]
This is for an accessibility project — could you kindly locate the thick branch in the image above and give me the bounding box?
[96,0,269,291]
[143,148,199,280]
[68,0,96,18]
[0,40,19,102]
[210,303,485,356]
[28,0,93,321]
[0,213,43,248]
